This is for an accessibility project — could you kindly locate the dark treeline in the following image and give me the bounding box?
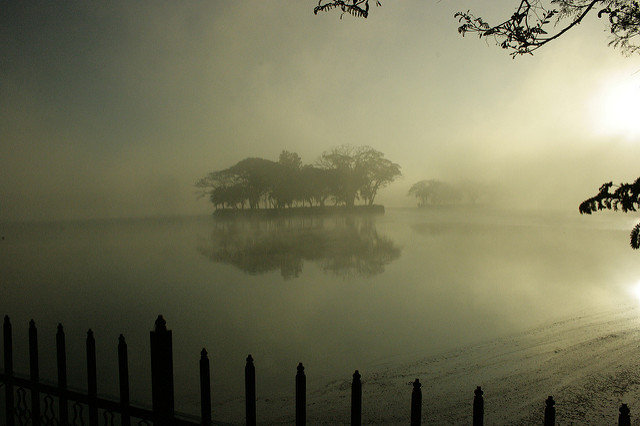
[196,145,401,210]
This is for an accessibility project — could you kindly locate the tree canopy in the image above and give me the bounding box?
[314,0,640,56]
[196,146,401,210]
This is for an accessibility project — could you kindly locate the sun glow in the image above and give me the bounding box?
[628,281,640,303]
[589,72,640,141]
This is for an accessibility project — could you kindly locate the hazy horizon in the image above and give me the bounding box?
[2,1,640,221]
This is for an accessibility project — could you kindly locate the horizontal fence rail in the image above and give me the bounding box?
[0,315,634,425]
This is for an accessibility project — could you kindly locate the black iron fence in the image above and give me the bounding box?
[0,315,634,425]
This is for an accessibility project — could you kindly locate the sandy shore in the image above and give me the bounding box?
[243,305,640,425]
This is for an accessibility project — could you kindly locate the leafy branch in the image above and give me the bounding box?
[579,177,640,248]
[455,0,601,57]
[314,0,640,56]
[314,0,381,19]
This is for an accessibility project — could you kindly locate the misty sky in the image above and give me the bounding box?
[2,1,640,221]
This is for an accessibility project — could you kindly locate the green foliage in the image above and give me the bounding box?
[579,177,640,248]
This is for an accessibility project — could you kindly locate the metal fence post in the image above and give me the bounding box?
[473,386,484,426]
[245,354,256,426]
[150,315,175,426]
[87,329,98,426]
[544,396,555,426]
[118,334,131,426]
[29,320,41,426]
[411,379,422,426]
[619,403,631,426]
[296,363,306,426]
[56,324,68,426]
[351,370,362,426]
[4,316,15,426]
[200,349,212,426]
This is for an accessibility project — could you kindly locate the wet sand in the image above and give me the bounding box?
[252,304,640,425]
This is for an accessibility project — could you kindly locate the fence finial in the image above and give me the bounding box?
[352,370,362,426]
[473,386,484,426]
[245,354,256,426]
[544,396,555,426]
[619,403,631,426]
[411,379,422,426]
[155,315,167,332]
[296,363,306,426]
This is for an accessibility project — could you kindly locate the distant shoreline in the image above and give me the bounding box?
[213,204,385,218]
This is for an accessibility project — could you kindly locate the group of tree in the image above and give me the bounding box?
[407,179,484,207]
[196,145,401,210]
[314,0,640,249]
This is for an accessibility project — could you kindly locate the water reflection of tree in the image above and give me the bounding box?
[197,215,401,279]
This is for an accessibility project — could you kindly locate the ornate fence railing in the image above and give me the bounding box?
[0,315,634,425]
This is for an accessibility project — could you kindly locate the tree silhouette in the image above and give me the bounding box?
[197,147,400,210]
[579,178,640,248]
[314,0,640,56]
[408,180,462,207]
[317,145,401,207]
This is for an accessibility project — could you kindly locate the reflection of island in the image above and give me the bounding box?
[197,215,401,279]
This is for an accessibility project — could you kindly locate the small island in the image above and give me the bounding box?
[196,145,401,216]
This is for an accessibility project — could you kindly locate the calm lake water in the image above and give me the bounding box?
[1,207,639,421]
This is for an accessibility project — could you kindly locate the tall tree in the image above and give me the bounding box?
[357,148,402,206]
[317,145,368,207]
[317,145,401,207]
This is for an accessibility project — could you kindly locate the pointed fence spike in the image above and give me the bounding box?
[411,379,422,426]
[118,333,131,426]
[3,314,15,426]
[155,315,167,332]
[29,317,41,426]
[544,396,555,426]
[150,316,174,425]
[619,403,631,426]
[245,354,256,426]
[351,370,362,426]
[57,322,69,425]
[473,386,484,426]
[86,326,98,425]
[296,363,306,426]
[200,348,211,426]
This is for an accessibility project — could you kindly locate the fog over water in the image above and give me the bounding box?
[3,1,640,423]
[1,208,639,421]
